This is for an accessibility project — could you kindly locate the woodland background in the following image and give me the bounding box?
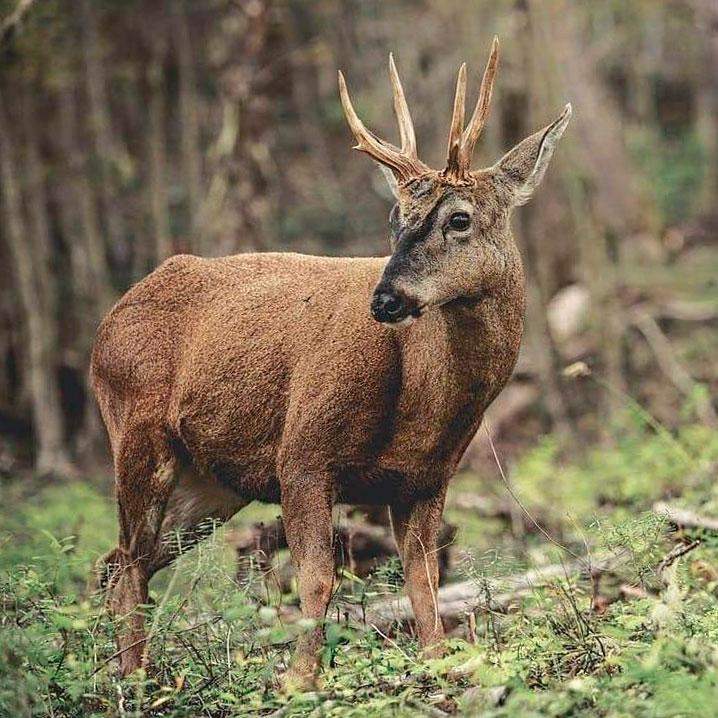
[0,0,716,472]
[1,1,718,716]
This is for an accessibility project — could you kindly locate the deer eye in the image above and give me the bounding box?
[448,212,471,231]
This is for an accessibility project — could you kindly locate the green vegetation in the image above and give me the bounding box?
[2,415,718,717]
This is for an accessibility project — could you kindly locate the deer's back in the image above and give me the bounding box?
[91,252,400,492]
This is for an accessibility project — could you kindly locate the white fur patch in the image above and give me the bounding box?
[386,315,417,329]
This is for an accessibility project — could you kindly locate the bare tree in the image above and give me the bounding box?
[145,37,172,264]
[0,88,71,475]
[79,0,130,268]
[170,0,203,250]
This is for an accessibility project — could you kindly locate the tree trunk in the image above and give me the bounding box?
[57,86,112,310]
[56,83,112,461]
[145,45,172,265]
[79,0,130,270]
[530,0,631,427]
[0,88,71,475]
[696,0,718,217]
[517,1,578,443]
[170,0,203,252]
[197,0,277,255]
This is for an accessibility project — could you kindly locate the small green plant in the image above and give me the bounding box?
[2,420,718,715]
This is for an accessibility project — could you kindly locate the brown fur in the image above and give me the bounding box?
[91,43,570,685]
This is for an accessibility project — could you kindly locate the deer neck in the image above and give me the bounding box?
[397,260,525,398]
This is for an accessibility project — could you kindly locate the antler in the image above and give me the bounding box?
[444,36,499,181]
[338,57,429,183]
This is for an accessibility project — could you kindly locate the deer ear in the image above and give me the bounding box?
[378,164,400,199]
[495,103,572,206]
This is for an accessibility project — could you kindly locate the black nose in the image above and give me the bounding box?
[371,291,405,323]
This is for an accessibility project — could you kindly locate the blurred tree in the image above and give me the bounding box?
[0,86,71,475]
[0,0,714,472]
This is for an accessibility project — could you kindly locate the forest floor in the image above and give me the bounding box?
[0,415,718,718]
[2,412,718,717]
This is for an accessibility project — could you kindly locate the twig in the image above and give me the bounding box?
[369,622,415,662]
[657,539,701,574]
[483,423,583,561]
[90,636,149,677]
[411,528,440,633]
[115,681,126,717]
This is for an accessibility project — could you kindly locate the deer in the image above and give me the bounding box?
[90,37,571,688]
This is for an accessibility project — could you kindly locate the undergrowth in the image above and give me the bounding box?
[1,416,718,716]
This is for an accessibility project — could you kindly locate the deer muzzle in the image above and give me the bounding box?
[371,285,423,325]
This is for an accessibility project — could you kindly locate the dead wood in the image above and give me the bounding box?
[228,516,456,588]
[653,502,718,533]
[656,539,701,574]
[619,583,649,600]
[353,552,621,629]
[0,0,37,46]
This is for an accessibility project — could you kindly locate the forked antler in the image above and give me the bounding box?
[338,55,430,183]
[444,36,499,181]
[338,38,499,184]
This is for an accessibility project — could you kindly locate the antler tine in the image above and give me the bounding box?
[445,62,467,176]
[388,53,417,157]
[458,36,499,172]
[338,69,429,181]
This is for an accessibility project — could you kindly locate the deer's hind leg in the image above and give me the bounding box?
[148,464,248,575]
[103,417,179,677]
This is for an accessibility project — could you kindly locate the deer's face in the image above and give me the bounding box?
[371,174,511,326]
[338,39,571,327]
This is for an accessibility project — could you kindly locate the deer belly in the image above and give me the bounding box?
[209,456,281,503]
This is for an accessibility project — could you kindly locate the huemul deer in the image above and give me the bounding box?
[91,37,571,686]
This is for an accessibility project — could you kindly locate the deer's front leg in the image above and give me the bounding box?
[390,488,447,654]
[280,473,334,690]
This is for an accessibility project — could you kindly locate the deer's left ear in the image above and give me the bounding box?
[379,164,400,199]
[494,103,572,206]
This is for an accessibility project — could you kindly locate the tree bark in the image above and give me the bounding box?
[695,0,718,216]
[146,44,172,264]
[197,0,277,255]
[0,87,71,475]
[56,83,112,461]
[170,0,203,252]
[517,2,579,443]
[79,0,130,269]
[530,0,632,427]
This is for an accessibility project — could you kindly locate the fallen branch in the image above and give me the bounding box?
[351,552,622,629]
[654,299,718,323]
[657,539,701,574]
[228,517,455,587]
[619,583,649,600]
[653,502,718,533]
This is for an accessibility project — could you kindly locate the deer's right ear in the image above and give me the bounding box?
[494,103,572,206]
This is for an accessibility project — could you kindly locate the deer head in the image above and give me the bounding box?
[339,38,572,326]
